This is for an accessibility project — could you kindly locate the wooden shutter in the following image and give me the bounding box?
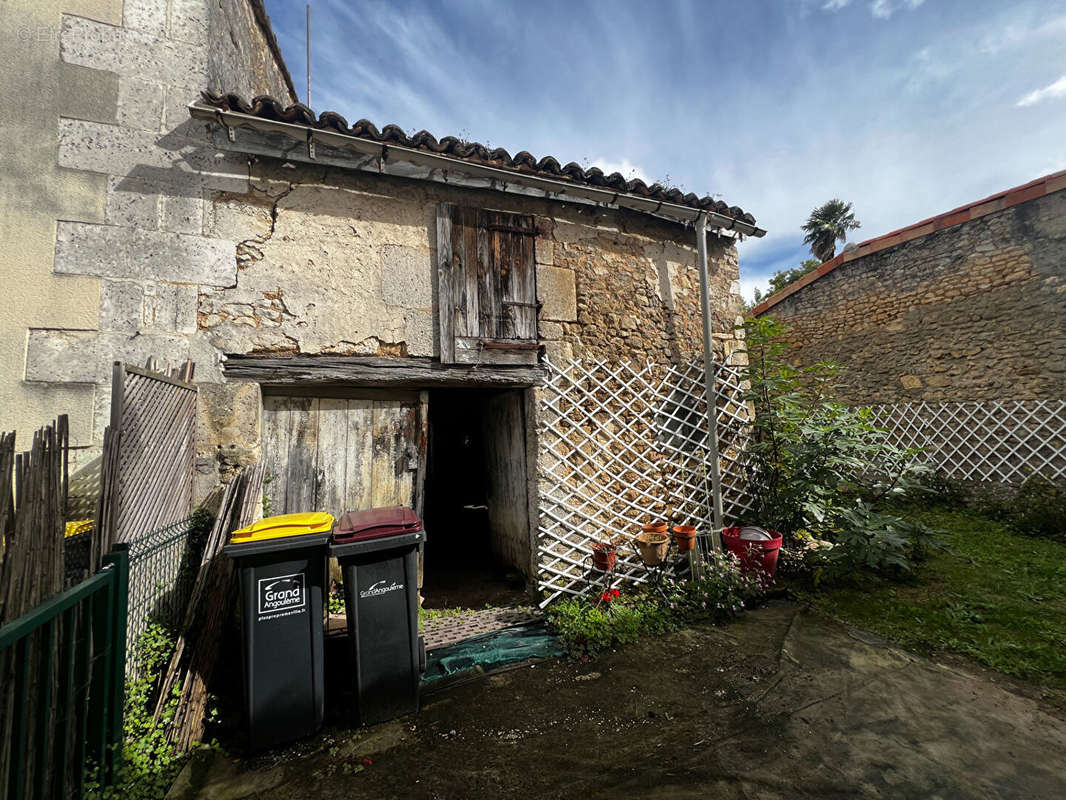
[437,203,539,365]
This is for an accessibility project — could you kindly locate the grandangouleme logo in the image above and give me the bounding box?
[359,579,405,599]
[258,572,306,617]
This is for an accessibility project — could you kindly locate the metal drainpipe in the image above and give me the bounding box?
[696,212,725,558]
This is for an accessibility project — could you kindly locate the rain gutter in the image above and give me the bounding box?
[188,102,767,237]
[695,212,726,557]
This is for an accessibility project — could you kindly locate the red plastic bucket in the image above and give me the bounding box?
[722,526,783,581]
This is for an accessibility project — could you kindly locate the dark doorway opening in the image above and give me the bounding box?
[421,389,531,609]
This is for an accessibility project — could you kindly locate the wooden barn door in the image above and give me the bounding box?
[261,390,428,517]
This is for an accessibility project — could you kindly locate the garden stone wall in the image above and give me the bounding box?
[758,188,1066,404]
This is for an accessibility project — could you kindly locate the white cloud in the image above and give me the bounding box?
[588,158,651,183]
[979,15,1066,55]
[822,0,852,11]
[870,0,925,20]
[1017,75,1066,107]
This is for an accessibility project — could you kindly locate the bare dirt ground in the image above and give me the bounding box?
[169,602,1066,800]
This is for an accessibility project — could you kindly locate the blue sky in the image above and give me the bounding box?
[262,0,1066,301]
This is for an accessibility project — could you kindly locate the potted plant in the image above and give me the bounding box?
[591,538,620,571]
[634,525,670,566]
[721,525,783,580]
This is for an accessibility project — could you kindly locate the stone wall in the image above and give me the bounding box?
[193,161,745,370]
[7,0,745,502]
[6,0,293,462]
[758,189,1066,404]
[0,0,121,450]
[207,0,296,103]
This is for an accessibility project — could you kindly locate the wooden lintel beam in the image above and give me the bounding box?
[222,354,547,388]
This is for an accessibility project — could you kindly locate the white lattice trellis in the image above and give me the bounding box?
[868,400,1066,484]
[536,358,753,604]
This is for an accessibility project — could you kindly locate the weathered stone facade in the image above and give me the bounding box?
[5,0,748,512]
[191,162,744,368]
[757,186,1066,404]
[7,0,293,463]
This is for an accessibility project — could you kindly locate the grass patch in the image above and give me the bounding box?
[799,508,1066,689]
[419,605,474,624]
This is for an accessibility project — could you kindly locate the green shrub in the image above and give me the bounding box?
[547,554,765,657]
[740,317,939,581]
[546,592,676,658]
[917,471,1064,542]
[920,470,971,508]
[97,623,187,799]
[811,502,942,582]
[997,475,1066,541]
[663,550,763,618]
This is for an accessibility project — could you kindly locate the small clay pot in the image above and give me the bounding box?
[591,541,618,571]
[641,522,668,534]
[672,525,698,552]
[634,531,670,566]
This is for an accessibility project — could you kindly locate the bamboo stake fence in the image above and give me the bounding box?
[0,417,75,796]
[154,464,265,752]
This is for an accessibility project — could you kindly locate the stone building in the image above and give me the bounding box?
[1,0,762,600]
[752,172,1066,405]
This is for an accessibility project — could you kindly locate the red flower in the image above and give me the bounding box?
[362,757,373,767]
[600,591,612,602]
[610,589,621,598]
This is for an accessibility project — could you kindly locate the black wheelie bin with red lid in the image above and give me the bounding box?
[330,506,426,725]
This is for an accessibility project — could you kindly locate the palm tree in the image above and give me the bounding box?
[802,199,861,262]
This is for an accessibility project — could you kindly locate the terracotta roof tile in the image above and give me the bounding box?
[198,92,757,226]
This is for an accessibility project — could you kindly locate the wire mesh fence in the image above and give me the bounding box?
[535,358,753,604]
[125,514,209,676]
[868,399,1066,484]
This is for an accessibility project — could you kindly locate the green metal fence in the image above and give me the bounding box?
[0,545,129,800]
[125,515,206,677]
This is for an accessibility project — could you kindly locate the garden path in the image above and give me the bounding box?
[168,603,1066,799]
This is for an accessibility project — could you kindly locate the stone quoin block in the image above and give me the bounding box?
[123,0,169,39]
[161,191,205,235]
[25,329,222,384]
[54,221,236,286]
[99,280,145,333]
[170,0,211,47]
[535,237,554,266]
[61,14,207,83]
[536,265,578,322]
[143,283,199,333]
[116,78,166,133]
[105,175,160,229]
[58,119,248,194]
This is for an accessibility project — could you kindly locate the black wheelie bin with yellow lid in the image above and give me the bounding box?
[223,511,333,750]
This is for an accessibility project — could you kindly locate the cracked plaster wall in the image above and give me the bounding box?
[196,161,746,369]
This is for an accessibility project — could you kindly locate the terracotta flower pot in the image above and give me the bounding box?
[672,525,698,552]
[634,531,670,566]
[591,541,618,571]
[641,522,668,534]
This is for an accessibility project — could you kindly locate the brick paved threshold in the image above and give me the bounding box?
[326,605,542,650]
